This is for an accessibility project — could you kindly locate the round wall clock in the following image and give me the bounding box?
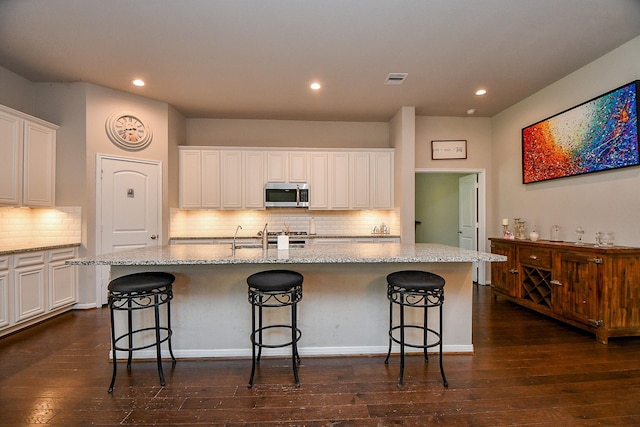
[105,111,153,150]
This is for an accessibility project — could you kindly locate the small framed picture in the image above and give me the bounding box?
[431,140,467,160]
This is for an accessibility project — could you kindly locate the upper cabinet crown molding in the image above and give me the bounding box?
[0,105,57,208]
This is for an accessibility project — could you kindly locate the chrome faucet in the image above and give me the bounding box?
[262,223,269,250]
[232,225,242,255]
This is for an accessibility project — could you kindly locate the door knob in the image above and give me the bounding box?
[150,234,158,240]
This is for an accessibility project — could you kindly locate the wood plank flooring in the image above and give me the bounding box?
[2,284,640,425]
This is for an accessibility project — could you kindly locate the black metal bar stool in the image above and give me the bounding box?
[247,269,303,388]
[384,270,447,388]
[107,272,176,393]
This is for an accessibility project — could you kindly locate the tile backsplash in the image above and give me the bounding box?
[170,208,400,238]
[0,206,82,248]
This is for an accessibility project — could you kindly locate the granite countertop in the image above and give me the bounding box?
[0,242,81,256]
[67,243,506,266]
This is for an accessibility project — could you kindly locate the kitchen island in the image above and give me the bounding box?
[69,243,505,358]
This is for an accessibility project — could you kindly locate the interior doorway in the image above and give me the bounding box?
[415,169,487,284]
[95,154,162,305]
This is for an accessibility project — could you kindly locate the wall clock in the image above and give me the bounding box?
[105,111,153,150]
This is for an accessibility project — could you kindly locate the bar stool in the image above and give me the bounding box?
[107,272,176,393]
[384,270,447,388]
[247,269,303,388]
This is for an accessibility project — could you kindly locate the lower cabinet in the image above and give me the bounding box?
[0,257,9,329]
[0,247,78,337]
[489,238,640,343]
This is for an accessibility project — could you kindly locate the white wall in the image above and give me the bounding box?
[187,118,389,148]
[0,66,36,115]
[492,35,640,245]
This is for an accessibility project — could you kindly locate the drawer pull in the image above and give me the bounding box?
[550,280,563,286]
[588,319,604,327]
[529,255,538,260]
[508,269,519,274]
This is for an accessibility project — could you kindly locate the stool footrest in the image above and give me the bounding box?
[388,325,441,349]
[113,327,173,353]
[251,324,302,349]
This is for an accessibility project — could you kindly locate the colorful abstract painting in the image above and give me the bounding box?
[522,81,639,184]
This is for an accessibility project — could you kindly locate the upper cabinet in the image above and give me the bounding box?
[179,147,393,211]
[179,148,265,210]
[0,105,57,207]
[266,151,308,183]
[308,150,394,210]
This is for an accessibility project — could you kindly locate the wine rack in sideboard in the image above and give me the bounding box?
[489,238,640,344]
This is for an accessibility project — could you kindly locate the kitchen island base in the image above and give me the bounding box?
[110,262,474,359]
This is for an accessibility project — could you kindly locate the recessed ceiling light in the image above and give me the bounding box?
[310,82,321,90]
[132,79,145,87]
[466,108,476,115]
[475,89,487,96]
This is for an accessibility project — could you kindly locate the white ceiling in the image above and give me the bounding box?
[1,0,639,122]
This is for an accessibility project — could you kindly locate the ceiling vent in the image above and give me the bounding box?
[384,73,408,85]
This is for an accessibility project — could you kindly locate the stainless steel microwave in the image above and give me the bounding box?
[264,183,309,208]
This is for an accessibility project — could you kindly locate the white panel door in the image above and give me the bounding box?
[99,156,161,304]
[459,174,478,282]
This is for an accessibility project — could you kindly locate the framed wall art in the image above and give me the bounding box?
[522,80,639,184]
[431,139,467,160]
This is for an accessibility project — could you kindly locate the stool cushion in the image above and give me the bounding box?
[108,272,175,293]
[247,270,303,292]
[387,270,445,292]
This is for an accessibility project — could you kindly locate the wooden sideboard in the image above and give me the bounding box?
[489,238,640,344]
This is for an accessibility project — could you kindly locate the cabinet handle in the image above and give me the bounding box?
[588,257,604,264]
[508,269,519,274]
[529,255,538,260]
[588,319,604,327]
[550,280,563,286]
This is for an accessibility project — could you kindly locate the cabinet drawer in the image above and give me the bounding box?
[49,247,78,262]
[14,251,45,268]
[518,247,551,269]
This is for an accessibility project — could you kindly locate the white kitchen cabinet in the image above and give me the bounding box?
[266,151,287,182]
[243,151,265,209]
[329,152,350,209]
[48,248,78,310]
[370,151,394,209]
[179,149,203,209]
[1,247,79,337]
[288,151,308,182]
[179,149,221,209]
[22,121,56,207]
[13,251,46,323]
[266,151,308,183]
[350,152,371,209]
[309,152,329,209]
[220,150,243,209]
[0,110,22,205]
[0,257,9,329]
[201,150,221,209]
[0,105,57,207]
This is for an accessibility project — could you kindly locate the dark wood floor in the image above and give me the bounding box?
[2,285,640,426]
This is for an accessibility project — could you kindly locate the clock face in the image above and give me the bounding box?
[106,111,153,150]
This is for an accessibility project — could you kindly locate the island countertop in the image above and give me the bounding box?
[68,242,506,265]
